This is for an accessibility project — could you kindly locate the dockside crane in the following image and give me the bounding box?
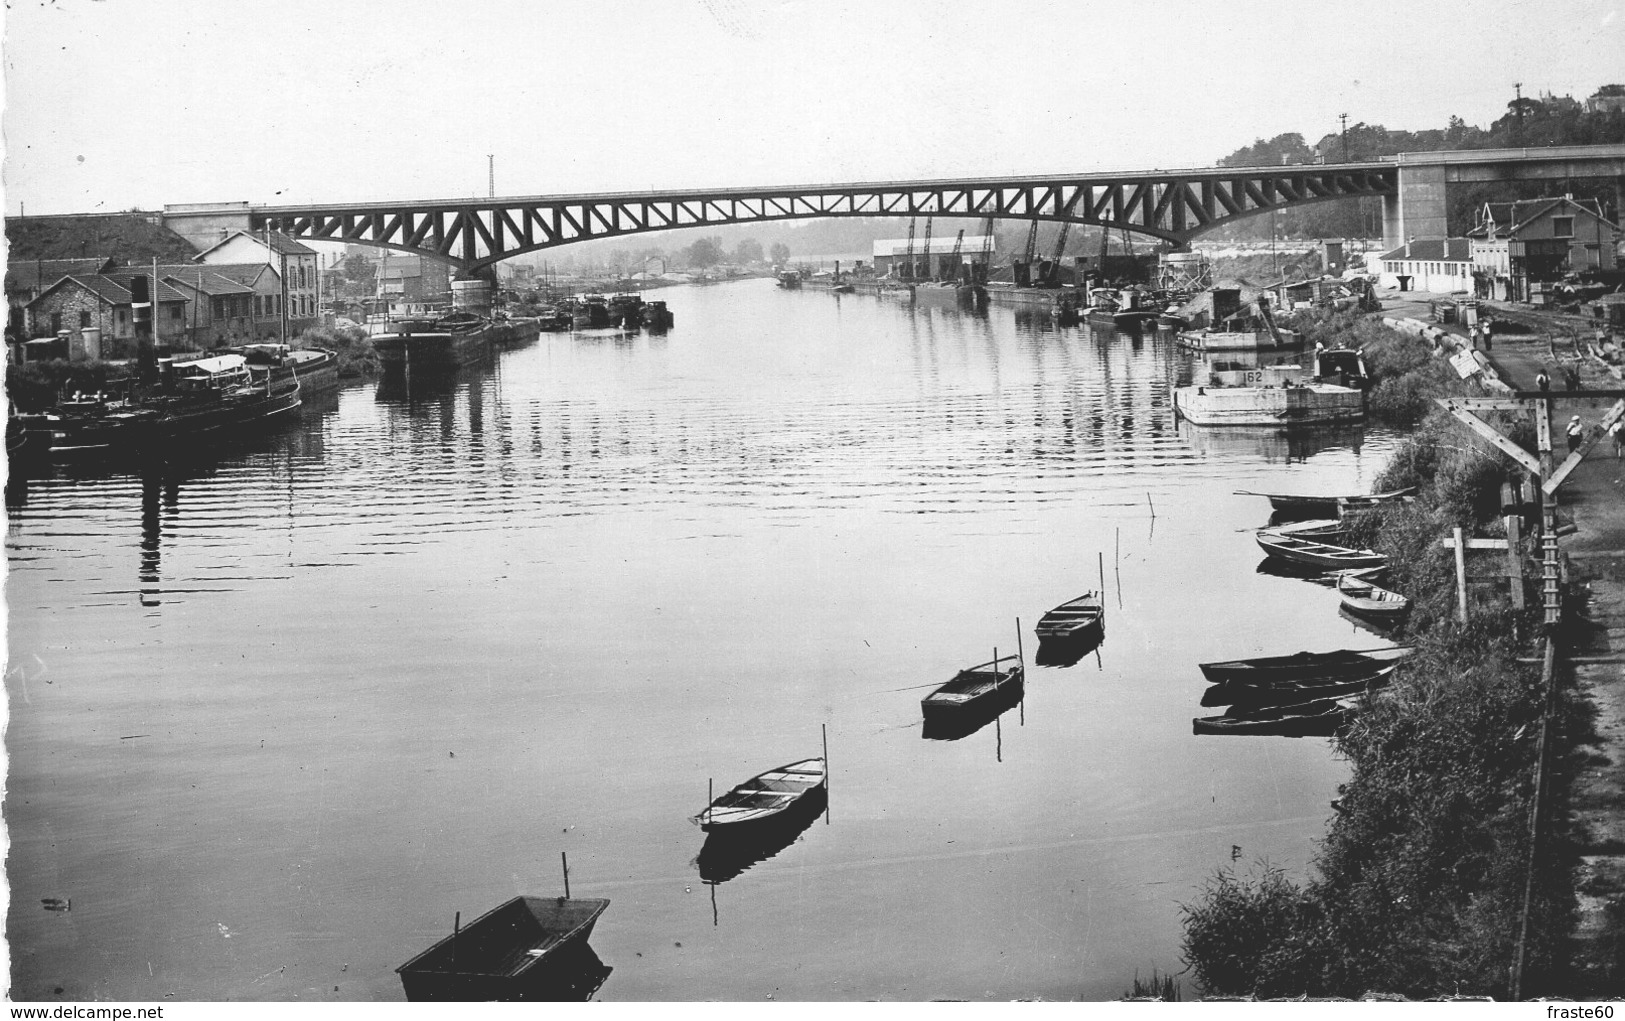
[949,229,965,282]
[902,216,917,280]
[1043,221,1071,287]
[980,216,996,282]
[920,216,934,282]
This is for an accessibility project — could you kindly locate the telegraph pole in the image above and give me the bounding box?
[1339,113,1349,162]
[1513,82,1524,143]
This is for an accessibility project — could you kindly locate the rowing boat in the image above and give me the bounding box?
[693,758,827,832]
[922,655,1023,719]
[1235,486,1416,519]
[1034,593,1105,640]
[1198,646,1413,685]
[1192,697,1354,737]
[397,896,611,1001]
[1200,664,1399,708]
[1255,530,1387,570]
[1337,573,1411,622]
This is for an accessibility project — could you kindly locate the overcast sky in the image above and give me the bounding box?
[3,0,1623,215]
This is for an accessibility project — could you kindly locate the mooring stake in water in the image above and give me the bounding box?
[562,851,570,900]
[1015,619,1025,727]
[822,723,830,825]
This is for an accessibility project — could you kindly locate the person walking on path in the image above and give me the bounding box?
[1568,414,1585,454]
[1612,419,1623,460]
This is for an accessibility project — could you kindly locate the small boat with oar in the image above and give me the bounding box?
[1192,697,1354,737]
[1235,486,1415,520]
[693,758,827,832]
[1034,593,1105,641]
[1337,573,1411,623]
[922,652,1023,721]
[1199,646,1412,685]
[1255,530,1387,571]
[1265,518,1348,542]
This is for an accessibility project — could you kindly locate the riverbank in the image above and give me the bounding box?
[1177,295,1625,999]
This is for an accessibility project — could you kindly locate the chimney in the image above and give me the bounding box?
[1404,238,1412,259]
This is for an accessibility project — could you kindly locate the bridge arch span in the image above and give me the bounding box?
[250,166,1399,275]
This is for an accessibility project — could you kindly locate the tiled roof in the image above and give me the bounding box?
[196,262,278,288]
[1473,196,1617,237]
[195,229,315,260]
[158,266,256,296]
[27,273,189,308]
[1377,238,1473,262]
[5,257,116,293]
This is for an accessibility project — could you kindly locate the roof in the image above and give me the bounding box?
[193,229,316,261]
[874,235,995,257]
[102,272,190,303]
[1471,197,1618,238]
[5,257,118,294]
[26,272,189,309]
[158,266,255,296]
[195,262,279,288]
[1377,238,1473,263]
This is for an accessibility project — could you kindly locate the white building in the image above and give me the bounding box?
[194,230,321,335]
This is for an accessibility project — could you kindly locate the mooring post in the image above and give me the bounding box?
[1453,527,1469,623]
[561,851,570,900]
[1505,514,1525,611]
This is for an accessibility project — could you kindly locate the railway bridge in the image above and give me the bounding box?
[156,145,1625,277]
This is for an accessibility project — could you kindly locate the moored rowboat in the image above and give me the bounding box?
[922,655,1023,718]
[1255,530,1387,571]
[693,758,827,832]
[1034,593,1105,640]
[1198,646,1413,685]
[1192,697,1355,737]
[1235,486,1416,519]
[396,895,611,1001]
[1337,573,1411,622]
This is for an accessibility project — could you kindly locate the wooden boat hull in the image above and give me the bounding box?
[1237,487,1415,520]
[1193,698,1349,737]
[1201,665,1398,708]
[1199,647,1412,685]
[696,758,826,833]
[1255,531,1386,571]
[921,661,1024,719]
[1034,594,1105,641]
[1337,576,1411,621]
[397,896,610,1002]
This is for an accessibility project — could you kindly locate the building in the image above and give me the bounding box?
[5,257,117,340]
[1468,196,1623,301]
[20,272,190,360]
[159,266,258,345]
[873,235,995,279]
[1371,238,1474,292]
[194,230,321,335]
[376,254,453,304]
[1586,85,1625,114]
[195,263,292,341]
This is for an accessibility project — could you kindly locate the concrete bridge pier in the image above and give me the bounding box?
[1383,165,1449,249]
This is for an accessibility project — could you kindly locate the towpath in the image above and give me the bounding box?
[1376,290,1624,992]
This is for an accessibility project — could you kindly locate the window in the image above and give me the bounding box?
[255,295,264,318]
[50,312,62,332]
[171,304,183,321]
[1553,216,1574,238]
[213,297,225,319]
[79,310,91,327]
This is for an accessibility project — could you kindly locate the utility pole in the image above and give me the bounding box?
[488,155,494,199]
[1339,113,1349,162]
[1513,83,1524,143]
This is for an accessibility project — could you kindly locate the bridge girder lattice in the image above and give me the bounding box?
[251,166,1398,274]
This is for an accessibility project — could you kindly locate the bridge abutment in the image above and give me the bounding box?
[160,201,253,254]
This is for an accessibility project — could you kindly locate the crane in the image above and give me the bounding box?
[980,216,996,282]
[1023,218,1040,266]
[920,215,934,282]
[949,229,965,282]
[1045,220,1071,287]
[902,216,916,280]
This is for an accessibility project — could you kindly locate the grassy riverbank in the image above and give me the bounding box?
[1178,314,1578,998]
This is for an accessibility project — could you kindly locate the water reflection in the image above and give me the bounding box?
[1033,630,1105,668]
[1179,420,1365,463]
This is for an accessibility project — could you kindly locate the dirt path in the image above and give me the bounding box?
[1406,296,1625,993]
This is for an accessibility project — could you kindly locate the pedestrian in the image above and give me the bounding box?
[1536,370,1551,392]
[1567,415,1584,454]
[1612,419,1623,460]
[1481,321,1492,351]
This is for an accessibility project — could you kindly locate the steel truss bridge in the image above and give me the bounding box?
[244,164,1399,275]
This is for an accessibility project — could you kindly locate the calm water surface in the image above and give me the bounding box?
[6,281,1400,1001]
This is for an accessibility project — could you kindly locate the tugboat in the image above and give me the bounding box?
[641,300,674,331]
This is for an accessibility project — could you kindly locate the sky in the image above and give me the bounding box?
[2,0,1623,216]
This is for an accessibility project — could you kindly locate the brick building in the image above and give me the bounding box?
[20,273,189,360]
[160,266,258,346]
[5,257,116,340]
[195,263,293,341]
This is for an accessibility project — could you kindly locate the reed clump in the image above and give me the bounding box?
[299,325,379,378]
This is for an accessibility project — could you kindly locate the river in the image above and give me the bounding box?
[5,279,1399,1001]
